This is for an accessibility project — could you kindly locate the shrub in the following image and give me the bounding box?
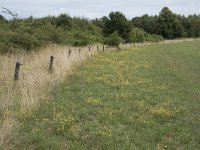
[128,28,145,43]
[10,31,40,51]
[128,27,164,43]
[0,22,15,53]
[104,32,123,47]
[151,34,164,42]
[64,31,90,46]
[34,23,65,45]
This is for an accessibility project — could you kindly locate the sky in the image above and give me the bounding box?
[1,0,200,19]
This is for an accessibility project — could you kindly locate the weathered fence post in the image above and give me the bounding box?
[14,62,22,81]
[103,45,105,52]
[89,46,92,57]
[49,56,55,73]
[78,48,81,56]
[97,45,99,52]
[68,49,71,56]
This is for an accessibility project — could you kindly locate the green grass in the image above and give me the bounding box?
[14,40,200,149]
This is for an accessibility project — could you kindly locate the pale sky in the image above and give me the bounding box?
[1,0,200,19]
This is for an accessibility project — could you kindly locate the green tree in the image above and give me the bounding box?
[185,15,200,37]
[55,14,72,30]
[156,7,180,39]
[92,16,108,29]
[103,11,131,42]
[131,14,157,34]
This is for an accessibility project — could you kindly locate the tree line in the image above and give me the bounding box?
[0,7,199,53]
[131,7,200,39]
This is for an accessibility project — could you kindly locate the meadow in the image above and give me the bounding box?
[5,40,200,149]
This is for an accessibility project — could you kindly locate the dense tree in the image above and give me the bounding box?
[54,14,72,30]
[131,14,157,34]
[156,7,180,39]
[103,11,131,42]
[92,16,108,29]
[131,7,200,39]
[185,15,200,37]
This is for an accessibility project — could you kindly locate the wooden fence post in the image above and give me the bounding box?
[97,45,98,52]
[103,45,105,52]
[68,49,71,56]
[49,56,55,73]
[89,46,92,57]
[78,48,81,56]
[14,62,22,81]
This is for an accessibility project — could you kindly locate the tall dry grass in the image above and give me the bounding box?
[0,44,116,149]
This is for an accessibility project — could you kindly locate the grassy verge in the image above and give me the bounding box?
[14,40,200,149]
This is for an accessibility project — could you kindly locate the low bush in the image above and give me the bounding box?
[128,27,163,43]
[104,32,123,47]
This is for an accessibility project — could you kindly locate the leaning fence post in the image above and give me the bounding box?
[49,56,55,73]
[14,62,22,81]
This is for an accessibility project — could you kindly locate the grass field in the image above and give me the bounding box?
[13,40,200,149]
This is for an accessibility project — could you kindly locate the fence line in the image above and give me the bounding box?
[9,38,200,82]
[10,44,116,81]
